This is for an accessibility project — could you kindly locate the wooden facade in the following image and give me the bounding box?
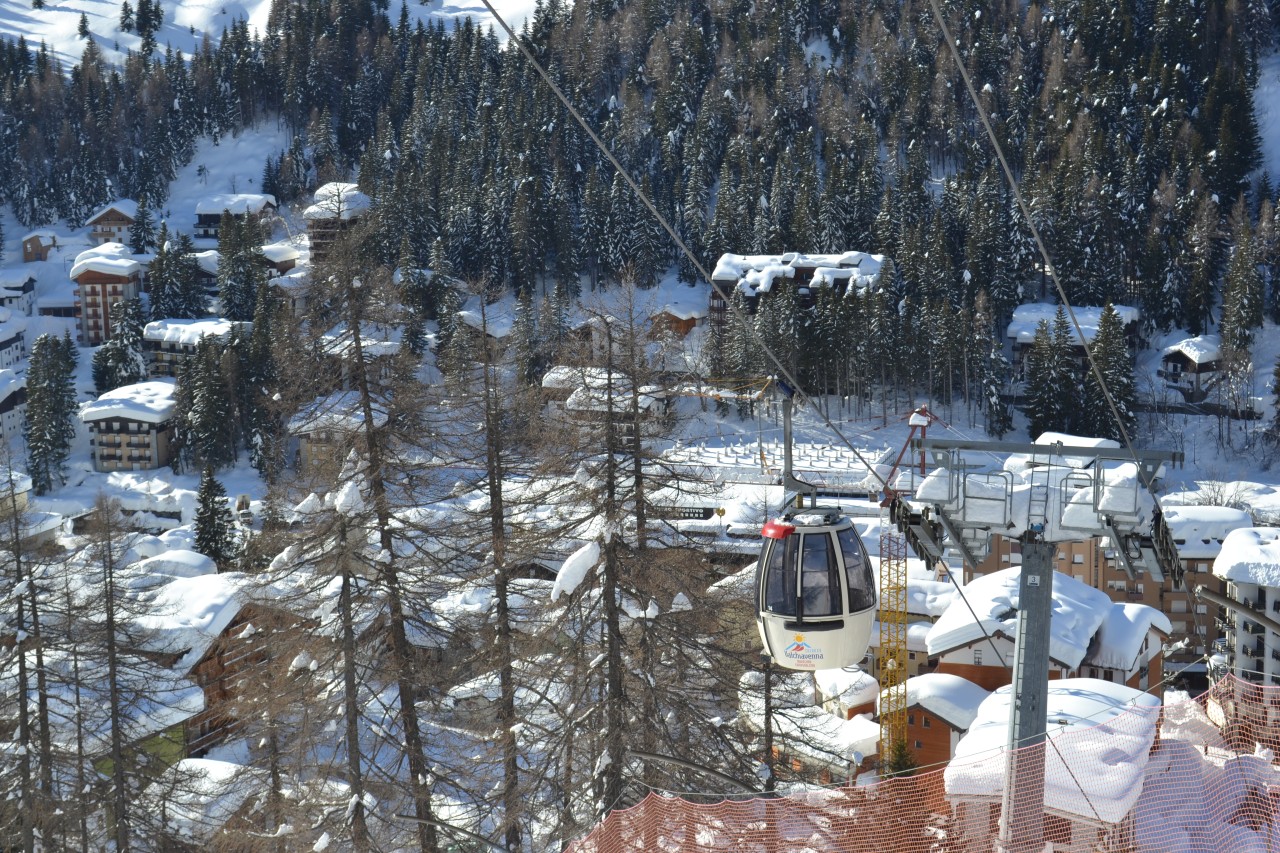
[87,207,135,246]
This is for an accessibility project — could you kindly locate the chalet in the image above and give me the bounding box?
[945,679,1161,853]
[0,270,37,315]
[258,242,300,276]
[319,321,403,391]
[649,299,705,340]
[1005,303,1143,377]
[708,251,889,332]
[926,568,1114,691]
[80,380,178,472]
[0,371,26,440]
[270,270,310,317]
[287,391,387,470]
[189,250,220,297]
[142,318,241,377]
[1160,334,1222,402]
[899,672,987,767]
[193,193,277,241]
[21,230,56,263]
[456,296,515,355]
[85,199,138,246]
[814,666,879,720]
[1080,602,1169,692]
[71,243,143,345]
[303,183,370,265]
[36,281,79,320]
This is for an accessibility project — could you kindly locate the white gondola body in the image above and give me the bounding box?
[755,512,877,671]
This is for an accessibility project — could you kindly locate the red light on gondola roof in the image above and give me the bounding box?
[761,519,796,539]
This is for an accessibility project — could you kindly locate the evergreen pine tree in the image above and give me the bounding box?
[77,12,89,38]
[119,0,133,31]
[217,215,265,321]
[127,197,154,254]
[1081,303,1137,441]
[26,334,79,495]
[194,466,236,570]
[1023,307,1081,439]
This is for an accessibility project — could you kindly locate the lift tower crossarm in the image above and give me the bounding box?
[912,438,1182,487]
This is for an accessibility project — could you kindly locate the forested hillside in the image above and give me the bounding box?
[1,0,1271,329]
[2,0,1278,849]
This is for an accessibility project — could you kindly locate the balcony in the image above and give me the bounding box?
[1246,621,1266,636]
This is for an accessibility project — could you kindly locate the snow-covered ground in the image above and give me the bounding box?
[0,0,536,67]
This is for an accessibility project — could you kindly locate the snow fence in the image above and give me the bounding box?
[567,675,1280,852]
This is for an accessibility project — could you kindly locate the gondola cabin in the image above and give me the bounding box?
[756,511,876,671]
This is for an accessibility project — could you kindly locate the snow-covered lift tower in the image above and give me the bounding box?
[889,436,1181,853]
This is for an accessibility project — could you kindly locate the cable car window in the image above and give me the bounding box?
[838,526,875,611]
[764,537,796,615]
[801,534,839,617]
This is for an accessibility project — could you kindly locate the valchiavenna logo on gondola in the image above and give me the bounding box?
[784,634,823,663]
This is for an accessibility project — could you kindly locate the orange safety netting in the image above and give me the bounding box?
[568,676,1280,852]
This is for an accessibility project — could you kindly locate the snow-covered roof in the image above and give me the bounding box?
[712,251,886,298]
[287,390,388,435]
[85,199,138,224]
[907,576,957,617]
[945,678,1161,824]
[134,572,247,669]
[1005,303,1140,346]
[1214,527,1280,588]
[925,568,1112,668]
[21,230,56,244]
[302,182,371,220]
[903,673,989,730]
[814,666,879,710]
[194,193,277,216]
[70,242,142,279]
[319,321,402,359]
[143,318,239,346]
[0,370,23,401]
[1161,334,1221,364]
[564,383,660,413]
[133,549,218,580]
[0,269,35,289]
[1163,505,1253,560]
[80,380,178,424]
[457,297,515,338]
[869,619,934,652]
[189,249,220,275]
[1084,602,1171,671]
[259,242,300,263]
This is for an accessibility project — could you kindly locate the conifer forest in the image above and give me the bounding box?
[2,0,1279,849]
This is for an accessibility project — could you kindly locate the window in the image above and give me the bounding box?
[1072,554,1084,564]
[923,716,931,728]
[908,714,915,725]
[914,740,923,749]
[973,648,983,665]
